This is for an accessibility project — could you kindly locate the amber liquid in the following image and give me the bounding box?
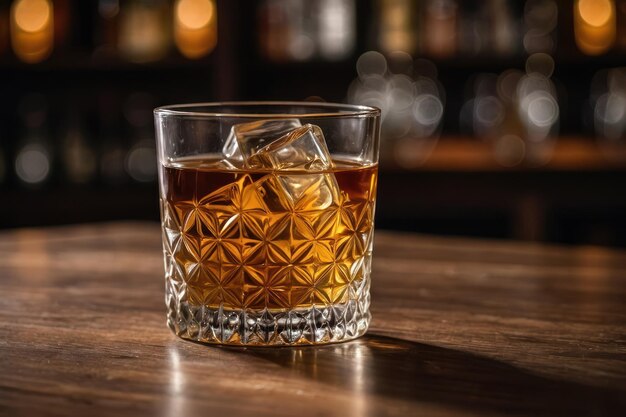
[160,157,377,311]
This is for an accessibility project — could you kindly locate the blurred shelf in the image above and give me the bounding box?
[252,50,626,73]
[249,59,356,83]
[243,61,356,101]
[375,167,626,246]
[0,53,216,73]
[254,56,355,68]
[420,52,626,71]
[0,186,159,229]
[382,136,626,172]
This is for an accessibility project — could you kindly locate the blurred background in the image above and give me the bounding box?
[0,0,625,246]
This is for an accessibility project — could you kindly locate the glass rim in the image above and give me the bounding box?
[154,101,381,119]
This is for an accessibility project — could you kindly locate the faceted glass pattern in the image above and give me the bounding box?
[161,163,377,345]
[155,102,380,346]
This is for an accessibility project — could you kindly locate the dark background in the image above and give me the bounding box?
[1,0,625,246]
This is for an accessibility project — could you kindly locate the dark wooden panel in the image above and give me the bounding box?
[0,223,625,416]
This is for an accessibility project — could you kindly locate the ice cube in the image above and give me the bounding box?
[223,119,302,167]
[248,124,341,211]
[255,173,341,212]
[277,173,340,211]
[244,124,332,170]
[222,132,243,163]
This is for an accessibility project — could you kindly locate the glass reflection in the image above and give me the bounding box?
[167,348,187,416]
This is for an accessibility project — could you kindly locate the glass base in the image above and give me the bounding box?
[168,296,370,346]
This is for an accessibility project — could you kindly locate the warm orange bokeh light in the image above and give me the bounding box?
[574,0,616,55]
[174,0,217,59]
[14,0,50,32]
[176,0,214,30]
[578,0,613,26]
[10,0,54,63]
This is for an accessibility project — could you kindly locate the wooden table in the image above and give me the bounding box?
[1,223,625,416]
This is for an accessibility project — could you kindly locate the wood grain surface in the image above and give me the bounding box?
[0,222,625,417]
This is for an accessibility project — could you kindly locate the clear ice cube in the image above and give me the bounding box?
[254,172,341,212]
[278,173,340,211]
[222,133,243,163]
[222,119,302,167]
[246,124,341,211]
[244,124,332,170]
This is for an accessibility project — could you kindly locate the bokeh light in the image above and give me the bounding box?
[15,143,50,185]
[578,0,613,26]
[349,51,444,166]
[176,0,213,30]
[520,90,559,134]
[126,140,157,183]
[378,0,415,53]
[525,53,555,77]
[10,0,54,63]
[174,0,217,59]
[356,51,388,79]
[461,53,559,166]
[14,0,50,32]
[258,0,355,62]
[524,0,558,54]
[423,0,457,58]
[318,0,355,60]
[593,68,626,146]
[494,134,526,167]
[574,0,616,55]
[63,128,97,184]
[118,1,169,63]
